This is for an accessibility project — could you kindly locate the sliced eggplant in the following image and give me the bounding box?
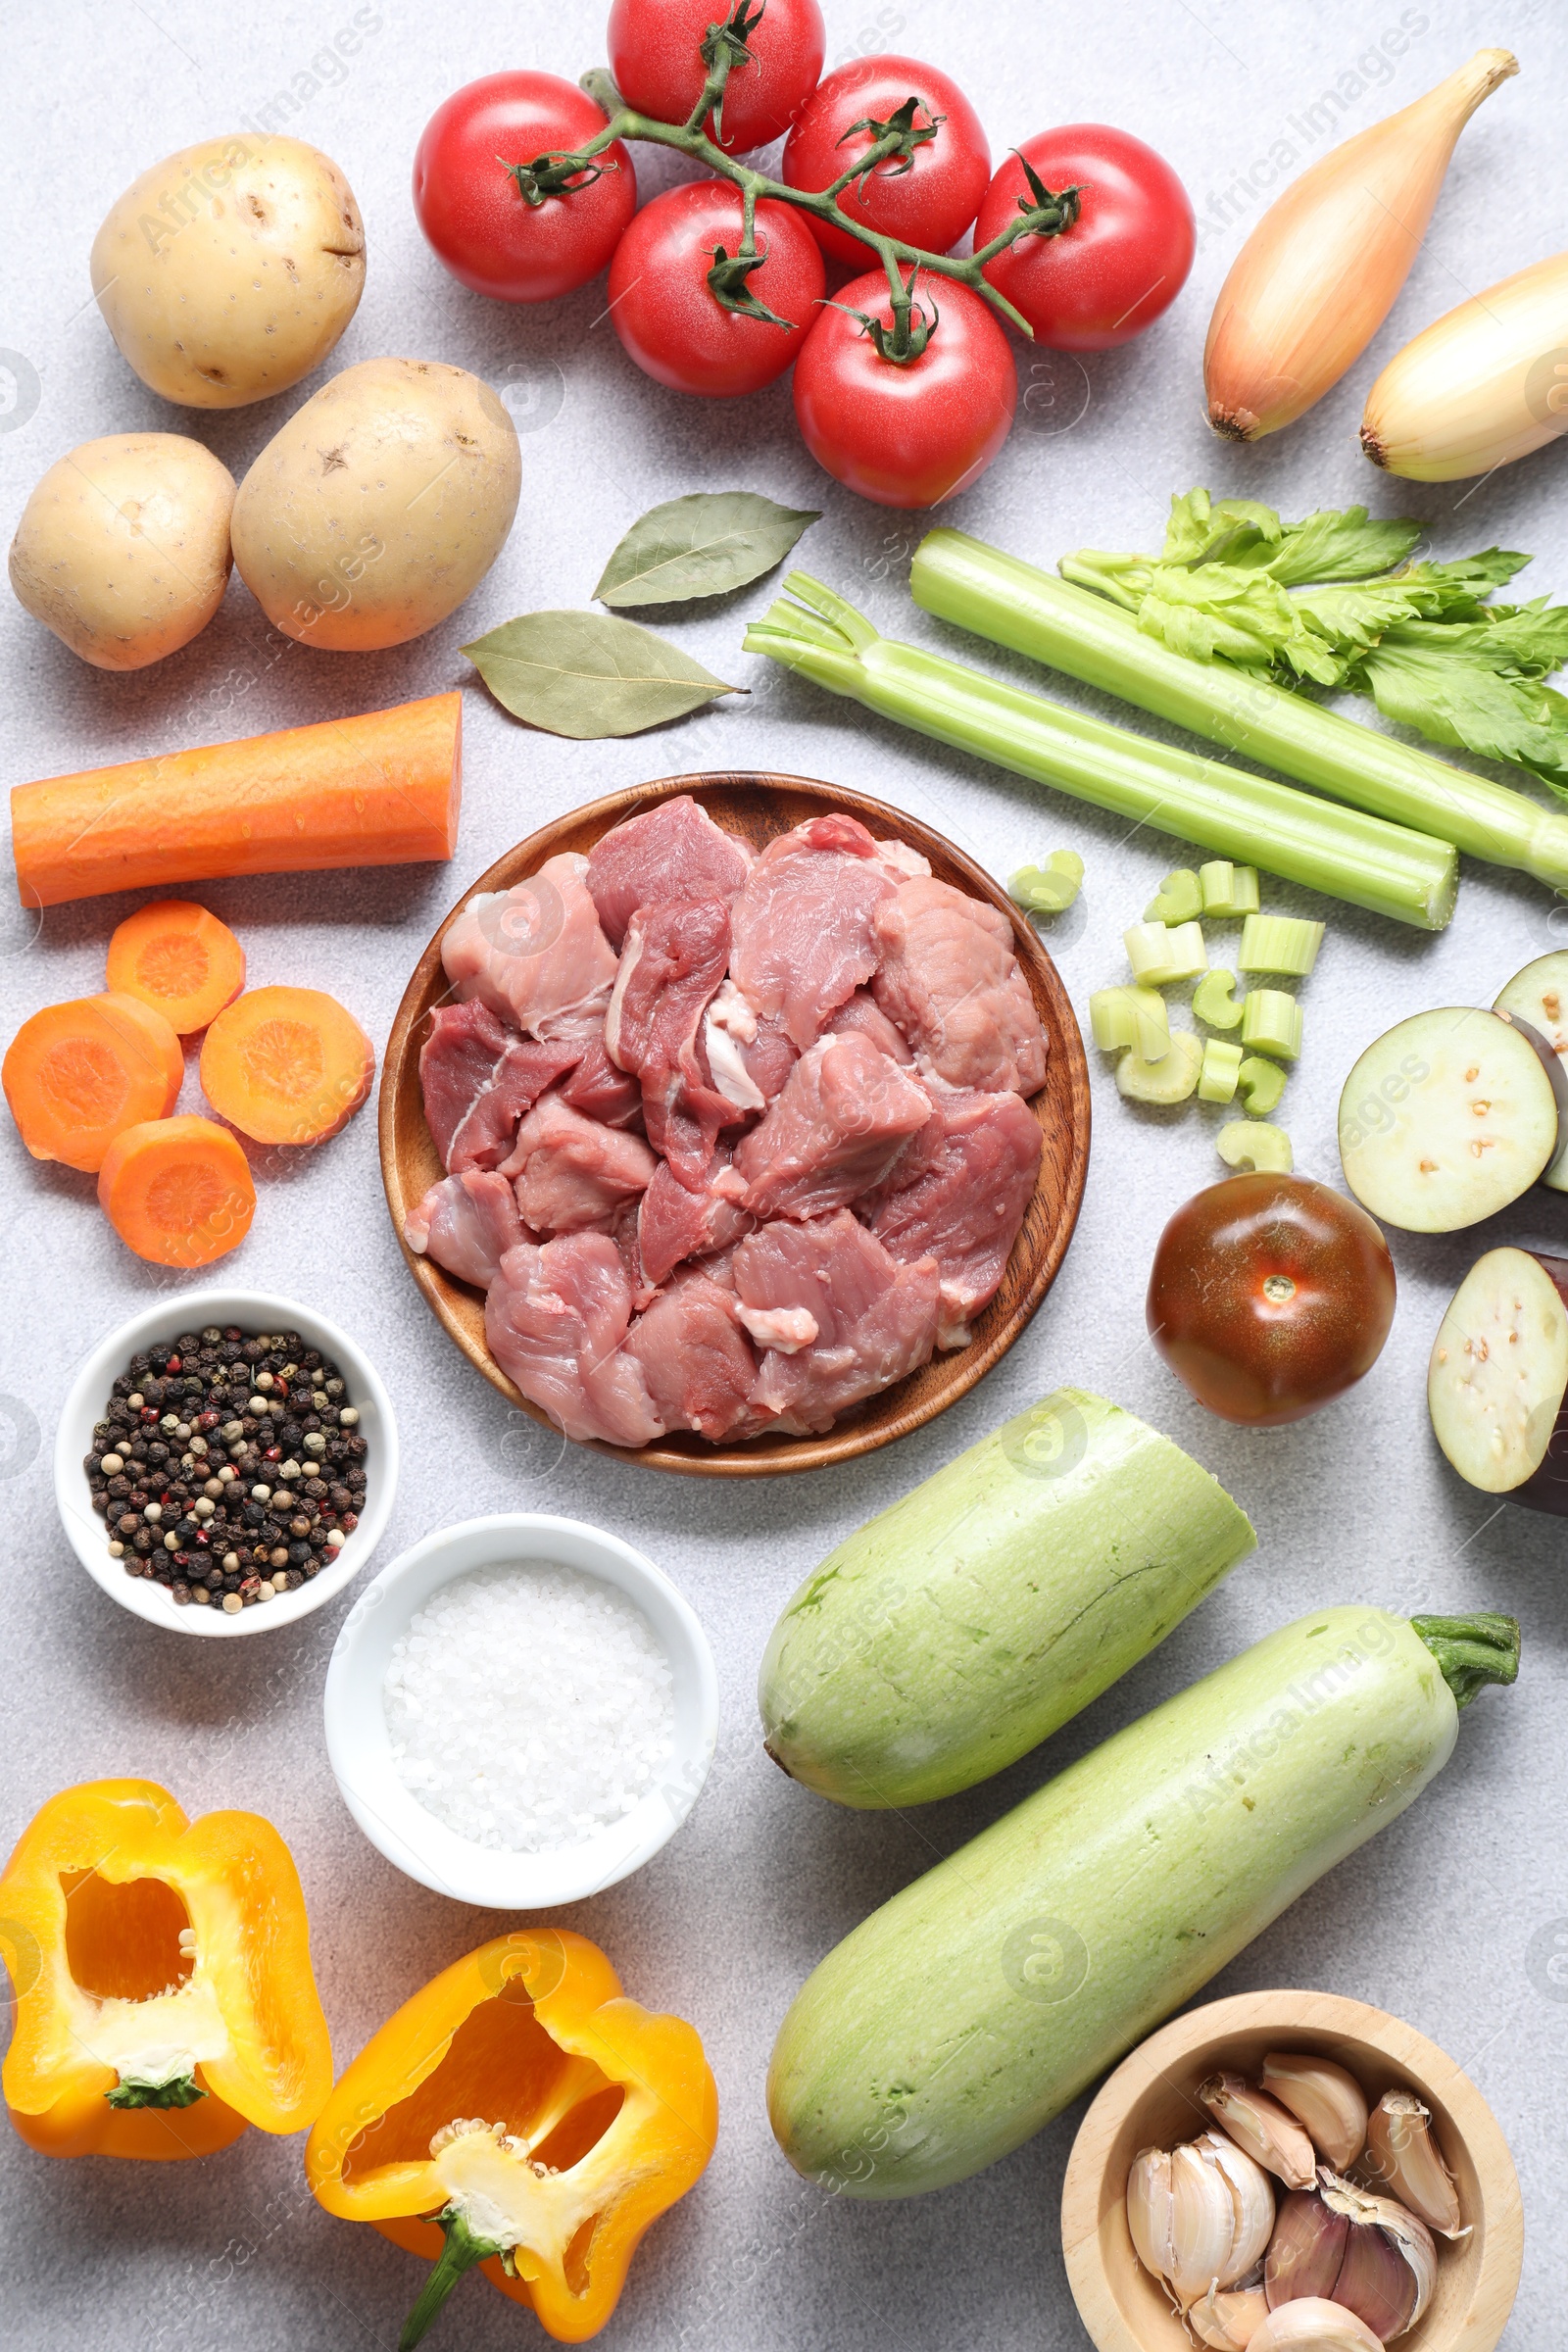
[1338,1008,1559,1232]
[1429,1247,1568,1510]
[1494,952,1568,1192]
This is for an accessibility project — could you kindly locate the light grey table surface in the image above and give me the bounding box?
[1,1,1564,2346]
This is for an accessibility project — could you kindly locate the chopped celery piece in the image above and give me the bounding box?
[1218,1120,1294,1173]
[1241,988,1302,1060]
[1117,1027,1202,1104]
[1238,1054,1288,1114]
[1124,919,1207,985]
[1192,969,1244,1031]
[1239,912,1325,976]
[1145,867,1202,924]
[1200,859,1261,916]
[1089,986,1170,1059]
[1010,849,1084,913]
[1199,1038,1244,1103]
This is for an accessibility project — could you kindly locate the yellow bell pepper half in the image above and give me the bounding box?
[0,1777,333,2160]
[306,1929,718,2346]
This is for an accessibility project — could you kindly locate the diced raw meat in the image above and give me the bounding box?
[623,1275,767,1442]
[737,1011,799,1105]
[501,1093,658,1235]
[638,1153,755,1288]
[443,853,618,1038]
[729,820,897,1050]
[827,987,913,1063]
[735,1031,932,1221]
[586,794,754,949]
[865,1083,1043,1348]
[561,1035,645,1129]
[485,1236,665,1448]
[404,1171,524,1289]
[606,895,735,1186]
[872,875,1049,1095]
[732,1212,941,1434]
[418,1001,583,1174]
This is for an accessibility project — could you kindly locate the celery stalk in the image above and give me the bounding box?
[745,576,1458,932]
[909,530,1568,894]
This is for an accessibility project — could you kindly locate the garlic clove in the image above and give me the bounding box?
[1127,2147,1177,2284]
[1261,2052,1369,2171]
[1265,2186,1350,2305]
[1318,2169,1439,2337]
[1200,2072,1319,2190]
[1332,2214,1416,2341]
[1198,2129,1277,2284]
[1248,2299,1387,2352]
[1189,2280,1270,2349]
[1169,2139,1246,2304]
[1364,2089,1467,2239]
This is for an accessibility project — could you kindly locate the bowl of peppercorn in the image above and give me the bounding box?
[56,1290,399,1637]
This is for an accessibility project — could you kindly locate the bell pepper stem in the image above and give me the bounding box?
[1411,1612,1521,1709]
[105,2069,206,2109]
[399,2206,505,2352]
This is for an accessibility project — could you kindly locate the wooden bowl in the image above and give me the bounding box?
[1061,1989,1523,2352]
[380,770,1090,1476]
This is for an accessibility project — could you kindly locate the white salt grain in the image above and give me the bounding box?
[383,1563,675,1853]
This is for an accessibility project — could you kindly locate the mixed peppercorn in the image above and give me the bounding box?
[84,1326,368,1612]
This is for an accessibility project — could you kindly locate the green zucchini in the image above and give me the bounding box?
[759,1390,1255,1808]
[766,1606,1518,2199]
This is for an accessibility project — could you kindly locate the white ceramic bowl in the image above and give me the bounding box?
[322,1513,719,1908]
[56,1288,399,1639]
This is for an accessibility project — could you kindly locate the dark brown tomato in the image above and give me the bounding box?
[1146,1172,1396,1427]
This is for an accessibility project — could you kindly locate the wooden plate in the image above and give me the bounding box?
[379,771,1090,1476]
[1060,1988,1523,2352]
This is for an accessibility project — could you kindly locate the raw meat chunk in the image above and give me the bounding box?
[872,875,1049,1094]
[404,1171,524,1289]
[638,1153,755,1288]
[736,1011,799,1105]
[586,794,754,948]
[624,1275,766,1442]
[501,1092,658,1235]
[443,853,618,1037]
[418,1001,582,1174]
[827,987,913,1063]
[486,1235,665,1448]
[606,895,735,1186]
[561,1035,645,1129]
[735,1031,932,1221]
[866,1083,1043,1347]
[729,820,896,1050]
[733,1212,940,1434]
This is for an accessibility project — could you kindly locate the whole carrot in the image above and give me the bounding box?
[12,692,462,907]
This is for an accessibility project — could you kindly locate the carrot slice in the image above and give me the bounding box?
[106,901,246,1035]
[3,992,183,1171]
[98,1115,256,1266]
[200,987,374,1146]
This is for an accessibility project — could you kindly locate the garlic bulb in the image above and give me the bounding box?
[1203,49,1516,441]
[1200,2072,1318,2189]
[1248,2300,1385,2352]
[1360,246,1568,480]
[1261,2053,1368,2171]
[1364,2089,1467,2238]
[1126,2132,1275,2307]
[1190,2278,1270,2349]
[1266,2169,1437,2340]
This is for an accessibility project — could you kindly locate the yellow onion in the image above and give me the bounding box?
[1361,247,1568,479]
[1204,49,1517,441]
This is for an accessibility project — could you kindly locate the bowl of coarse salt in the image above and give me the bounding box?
[322,1513,719,1907]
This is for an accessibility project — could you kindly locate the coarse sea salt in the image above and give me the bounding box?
[383,1562,675,1853]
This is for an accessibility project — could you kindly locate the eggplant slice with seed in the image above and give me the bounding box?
[1428,1246,1568,1511]
[1338,1007,1560,1232]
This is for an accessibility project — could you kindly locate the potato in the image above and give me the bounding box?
[8,433,236,670]
[91,134,365,409]
[230,358,522,650]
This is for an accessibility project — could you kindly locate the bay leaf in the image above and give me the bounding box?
[594,490,820,609]
[463,611,745,739]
